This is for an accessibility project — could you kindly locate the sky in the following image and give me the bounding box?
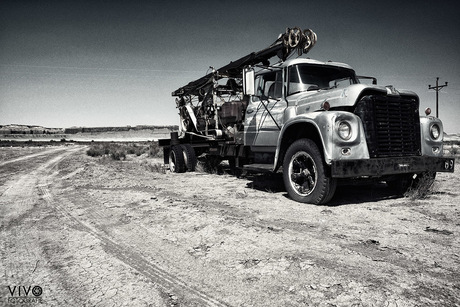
[1,0,459,132]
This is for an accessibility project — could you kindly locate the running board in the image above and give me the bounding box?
[243,163,273,173]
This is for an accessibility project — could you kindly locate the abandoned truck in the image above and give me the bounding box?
[159,27,455,204]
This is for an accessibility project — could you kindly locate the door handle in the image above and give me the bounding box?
[247,109,254,114]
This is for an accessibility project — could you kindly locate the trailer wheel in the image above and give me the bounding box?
[283,139,336,204]
[181,144,197,172]
[169,145,186,173]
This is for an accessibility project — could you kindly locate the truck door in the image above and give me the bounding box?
[244,70,286,150]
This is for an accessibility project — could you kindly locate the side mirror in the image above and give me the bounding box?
[243,67,255,96]
[357,75,377,85]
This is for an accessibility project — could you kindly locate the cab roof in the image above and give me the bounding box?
[274,58,354,70]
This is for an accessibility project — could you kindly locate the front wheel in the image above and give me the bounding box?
[283,139,336,204]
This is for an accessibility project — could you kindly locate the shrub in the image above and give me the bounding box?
[110,149,126,161]
[404,172,436,200]
[86,145,105,157]
[148,142,162,158]
[87,142,163,160]
[141,161,166,173]
[127,143,144,156]
[196,156,223,174]
[87,143,125,160]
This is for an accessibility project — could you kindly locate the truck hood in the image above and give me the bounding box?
[291,84,419,112]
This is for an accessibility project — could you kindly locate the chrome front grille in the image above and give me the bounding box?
[355,95,421,158]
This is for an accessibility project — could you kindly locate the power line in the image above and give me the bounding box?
[0,64,204,74]
[428,77,448,118]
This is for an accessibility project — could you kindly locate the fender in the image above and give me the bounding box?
[273,110,370,171]
[274,112,331,171]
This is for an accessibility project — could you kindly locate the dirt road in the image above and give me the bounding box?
[1,145,459,306]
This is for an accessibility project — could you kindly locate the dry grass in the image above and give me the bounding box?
[140,160,166,174]
[404,172,437,200]
[86,142,162,160]
[195,156,224,174]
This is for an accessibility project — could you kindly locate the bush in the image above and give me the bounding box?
[86,143,125,160]
[86,145,106,157]
[449,145,459,155]
[148,142,162,158]
[196,156,223,174]
[86,142,163,160]
[404,172,436,200]
[110,149,126,161]
[126,143,144,156]
[141,161,166,173]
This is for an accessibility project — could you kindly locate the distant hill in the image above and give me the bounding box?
[0,124,178,135]
[444,132,460,144]
[0,124,63,135]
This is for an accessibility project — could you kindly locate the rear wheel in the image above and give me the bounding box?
[169,145,186,173]
[283,139,336,204]
[181,144,197,171]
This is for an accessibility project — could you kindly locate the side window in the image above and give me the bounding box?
[257,71,283,99]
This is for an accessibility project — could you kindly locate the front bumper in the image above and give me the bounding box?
[331,156,455,178]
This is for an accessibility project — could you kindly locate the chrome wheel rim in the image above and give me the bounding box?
[288,151,317,196]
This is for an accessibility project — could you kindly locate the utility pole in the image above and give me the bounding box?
[428,77,448,118]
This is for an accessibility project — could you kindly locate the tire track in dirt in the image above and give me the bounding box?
[0,146,69,167]
[37,157,230,306]
[1,146,90,306]
[0,146,85,229]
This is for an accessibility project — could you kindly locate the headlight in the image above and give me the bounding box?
[430,124,440,140]
[337,121,352,140]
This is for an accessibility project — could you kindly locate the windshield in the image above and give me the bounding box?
[288,64,358,96]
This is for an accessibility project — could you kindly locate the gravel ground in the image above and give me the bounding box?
[1,145,459,306]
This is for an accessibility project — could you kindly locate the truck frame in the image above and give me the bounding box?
[159,27,455,204]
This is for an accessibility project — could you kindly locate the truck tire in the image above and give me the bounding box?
[181,144,197,172]
[283,139,337,204]
[169,145,186,173]
[387,174,413,195]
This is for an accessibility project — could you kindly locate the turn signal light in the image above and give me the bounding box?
[321,101,330,111]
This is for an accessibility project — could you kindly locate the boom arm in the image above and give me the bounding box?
[172,27,317,97]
